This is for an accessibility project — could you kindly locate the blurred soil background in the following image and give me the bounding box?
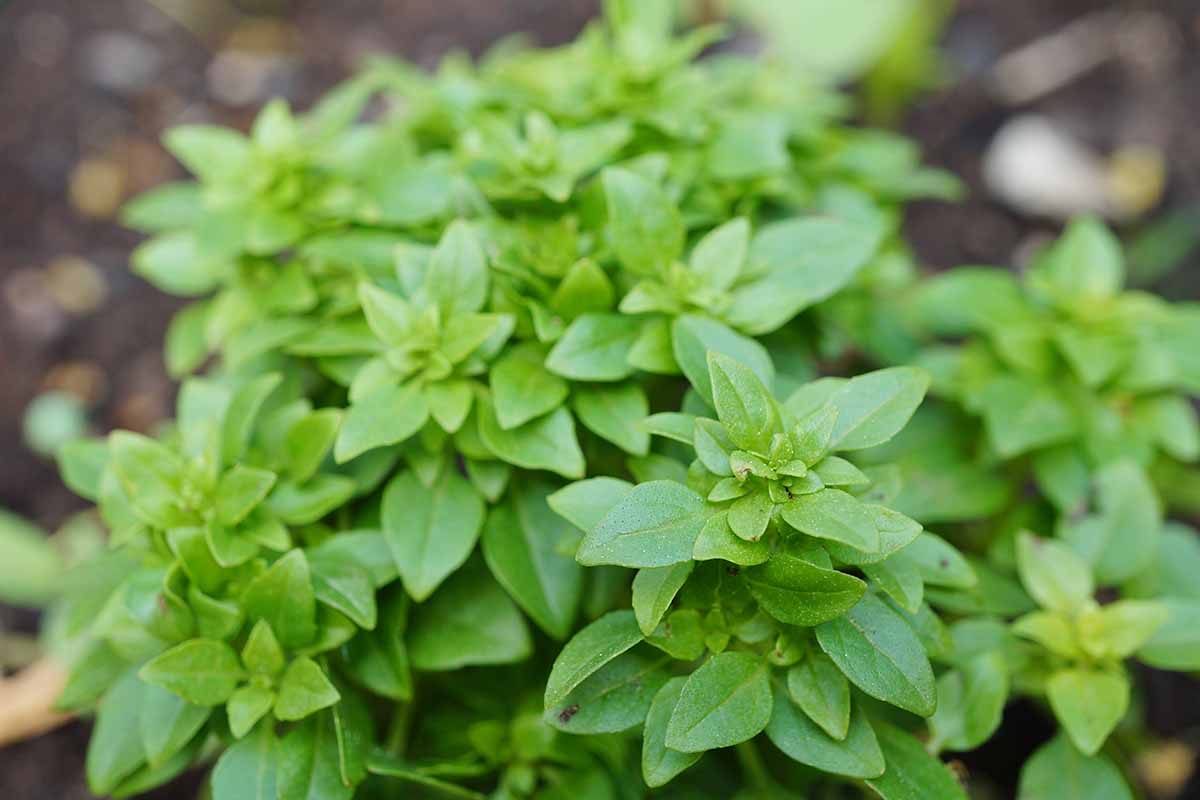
[0,0,1198,798]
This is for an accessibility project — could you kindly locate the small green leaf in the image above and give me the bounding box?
[1046,668,1129,756]
[787,652,851,741]
[632,562,694,636]
[275,657,341,721]
[491,343,569,429]
[690,217,749,292]
[139,683,210,767]
[708,352,782,453]
[664,651,772,752]
[1016,532,1093,614]
[927,652,1008,753]
[242,550,317,649]
[424,219,488,317]
[826,367,929,451]
[547,477,634,532]
[140,639,244,707]
[211,723,277,800]
[228,685,274,739]
[478,397,585,479]
[215,466,277,526]
[672,315,773,408]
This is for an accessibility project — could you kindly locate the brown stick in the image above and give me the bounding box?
[0,659,73,748]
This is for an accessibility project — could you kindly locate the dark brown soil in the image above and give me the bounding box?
[1,1,1197,798]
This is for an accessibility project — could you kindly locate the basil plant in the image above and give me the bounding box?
[43,2,1198,800]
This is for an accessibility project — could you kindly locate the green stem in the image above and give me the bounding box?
[736,740,771,790]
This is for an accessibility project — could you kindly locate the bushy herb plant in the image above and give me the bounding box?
[44,3,1198,799]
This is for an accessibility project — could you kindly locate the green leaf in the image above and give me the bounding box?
[603,166,684,277]
[381,469,484,602]
[139,683,210,767]
[1065,460,1162,585]
[267,475,356,526]
[424,219,488,317]
[335,383,430,463]
[672,314,773,408]
[140,639,243,707]
[109,430,185,528]
[407,558,532,671]
[664,651,772,752]
[285,409,342,482]
[227,685,274,739]
[576,480,707,567]
[544,610,644,709]
[781,488,879,553]
[547,477,633,532]
[927,652,1008,752]
[693,511,771,565]
[276,714,354,800]
[1076,600,1167,661]
[725,216,882,335]
[310,558,377,630]
[545,647,670,734]
[242,619,286,676]
[1032,216,1124,308]
[478,397,585,479]
[786,652,851,740]
[977,376,1077,459]
[642,412,696,444]
[1046,668,1129,756]
[825,367,929,451]
[482,480,583,639]
[242,550,317,649]
[275,657,341,721]
[815,593,936,716]
[632,562,694,636]
[642,677,703,787]
[865,722,968,800]
[426,379,475,433]
[545,313,641,381]
[86,671,149,796]
[574,382,651,455]
[1018,735,1133,800]
[1138,598,1200,670]
[491,343,569,429]
[211,724,277,800]
[744,553,866,626]
[691,217,750,292]
[222,373,283,464]
[1016,532,1093,614]
[0,508,62,606]
[766,686,884,779]
[339,590,412,701]
[215,466,277,526]
[709,352,782,453]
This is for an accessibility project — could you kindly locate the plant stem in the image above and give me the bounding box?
[736,740,771,790]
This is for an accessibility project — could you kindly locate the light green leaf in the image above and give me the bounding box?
[781,488,879,552]
[140,639,244,707]
[927,652,1008,752]
[709,352,781,453]
[1016,532,1093,614]
[242,550,317,649]
[826,367,929,451]
[691,217,750,292]
[1018,735,1133,800]
[211,723,277,800]
[547,477,634,533]
[1137,598,1200,670]
[1046,668,1129,756]
[274,657,341,721]
[478,397,585,479]
[491,343,569,429]
[603,167,684,277]
[334,383,430,463]
[545,313,641,381]
[424,219,488,317]
[672,314,773,408]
